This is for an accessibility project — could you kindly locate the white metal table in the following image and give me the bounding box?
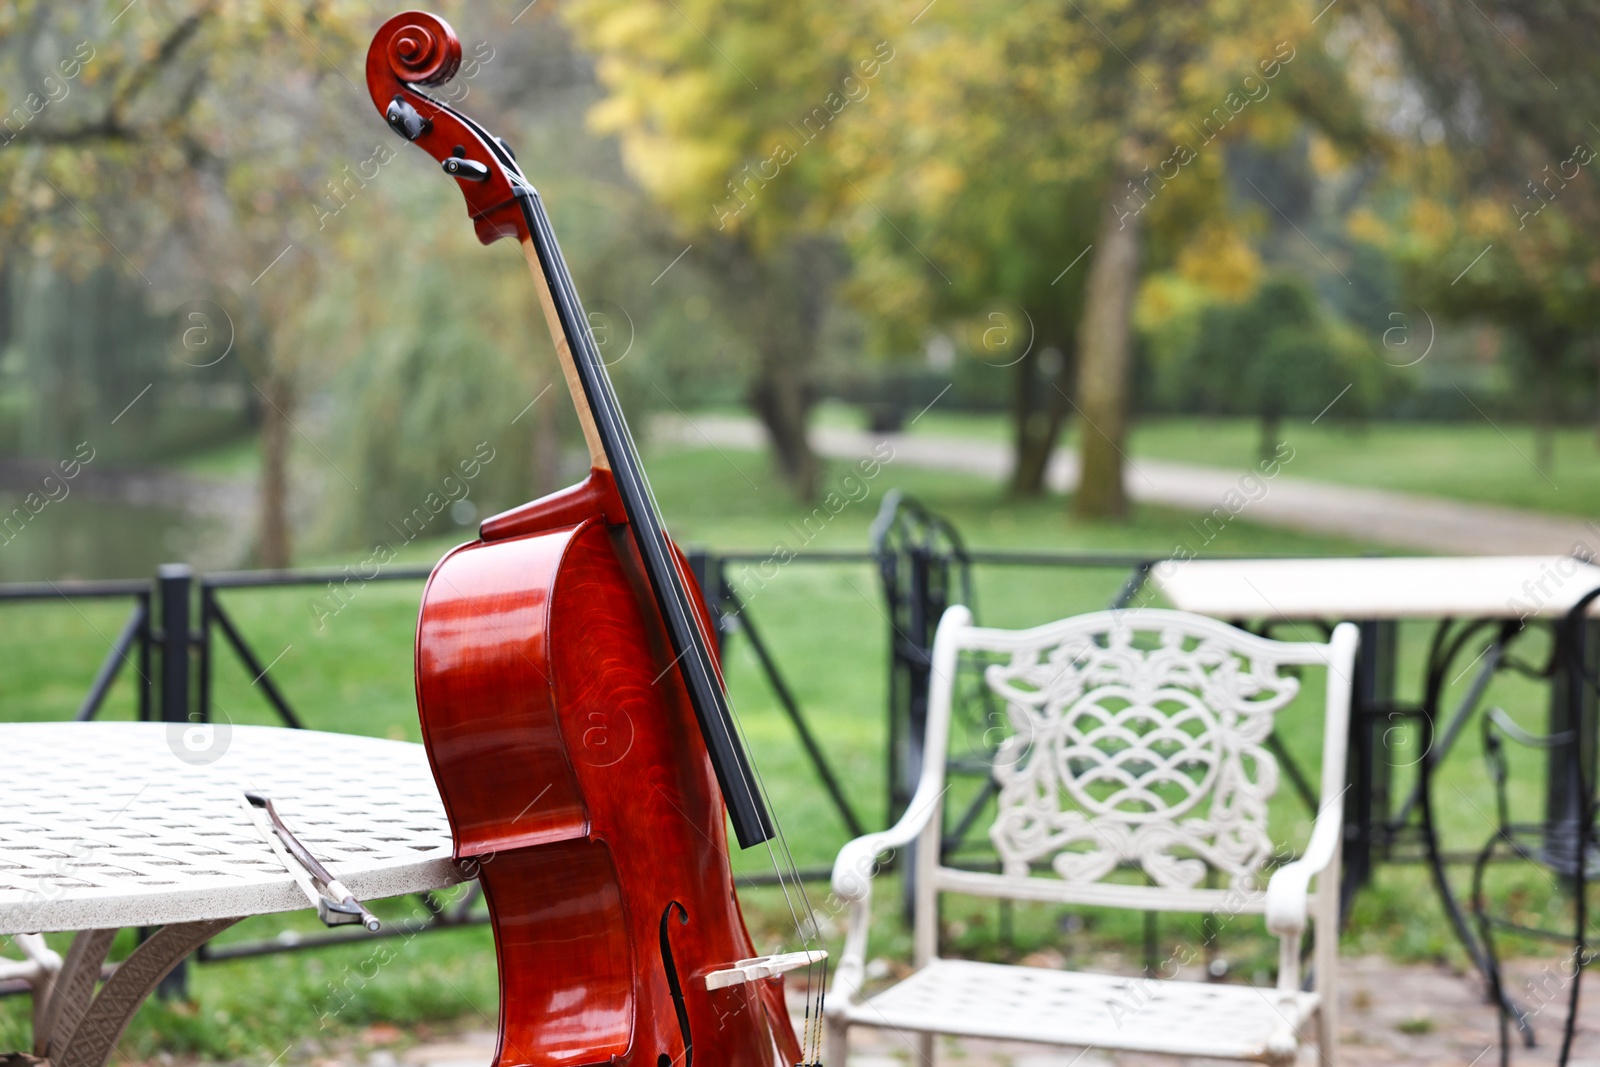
[0,722,464,1067]
[1150,554,1600,1044]
[1150,555,1600,867]
[1150,554,1600,621]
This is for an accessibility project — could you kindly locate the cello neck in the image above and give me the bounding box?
[360,16,774,847]
[513,184,774,849]
[519,236,610,473]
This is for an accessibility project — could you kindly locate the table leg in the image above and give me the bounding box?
[1393,627,1513,828]
[36,929,116,1058]
[51,918,237,1067]
[1544,617,1598,874]
[2,935,62,1053]
[1344,619,1396,905]
[1414,618,1536,1046]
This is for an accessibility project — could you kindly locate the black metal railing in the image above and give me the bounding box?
[0,493,1367,998]
[0,577,151,722]
[197,564,436,731]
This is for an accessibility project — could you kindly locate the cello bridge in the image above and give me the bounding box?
[703,950,827,990]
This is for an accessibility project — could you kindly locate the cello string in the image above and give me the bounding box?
[590,336,829,1054]
[427,84,828,1064]
[553,236,828,1058]
[618,410,828,1060]
[609,391,827,1061]
[604,372,820,923]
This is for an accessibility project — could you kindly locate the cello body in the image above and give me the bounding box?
[366,14,816,1062]
[416,473,797,1067]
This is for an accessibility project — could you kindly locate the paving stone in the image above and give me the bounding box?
[108,956,1600,1067]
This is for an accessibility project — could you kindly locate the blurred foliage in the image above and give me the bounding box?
[1337,2,1600,466]
[1354,0,1600,228]
[0,261,252,459]
[0,0,443,563]
[311,204,536,548]
[1149,274,1392,457]
[0,3,755,562]
[834,0,1352,354]
[0,0,1595,563]
[563,0,1382,505]
[563,0,893,497]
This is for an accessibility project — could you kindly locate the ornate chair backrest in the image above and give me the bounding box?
[908,606,1353,963]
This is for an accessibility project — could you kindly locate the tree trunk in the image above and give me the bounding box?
[257,373,293,568]
[1009,343,1075,496]
[1592,339,1600,452]
[1526,325,1568,475]
[1072,201,1141,519]
[741,238,836,502]
[1008,347,1037,493]
[1259,409,1282,464]
[1536,387,1555,476]
[1534,335,1562,476]
[749,341,819,500]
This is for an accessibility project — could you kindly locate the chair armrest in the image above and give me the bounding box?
[827,785,945,1010]
[831,790,942,903]
[830,604,971,1011]
[1264,806,1341,937]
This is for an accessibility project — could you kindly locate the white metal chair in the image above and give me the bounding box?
[826,606,1358,1066]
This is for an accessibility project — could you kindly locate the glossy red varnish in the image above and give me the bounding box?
[371,12,803,1064]
[416,482,799,1067]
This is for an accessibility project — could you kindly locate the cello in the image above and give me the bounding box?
[365,11,826,1067]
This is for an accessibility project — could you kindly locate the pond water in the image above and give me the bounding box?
[0,492,241,583]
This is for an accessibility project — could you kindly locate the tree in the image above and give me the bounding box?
[0,0,388,565]
[1348,2,1600,456]
[825,0,1106,499]
[561,0,890,499]
[1356,0,1600,227]
[1383,194,1600,470]
[1181,275,1381,459]
[834,0,1367,515]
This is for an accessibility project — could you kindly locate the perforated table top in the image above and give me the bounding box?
[1150,554,1600,620]
[0,722,462,934]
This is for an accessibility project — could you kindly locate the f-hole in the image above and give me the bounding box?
[658,901,692,1067]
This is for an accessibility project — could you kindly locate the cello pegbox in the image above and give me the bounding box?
[366,11,526,246]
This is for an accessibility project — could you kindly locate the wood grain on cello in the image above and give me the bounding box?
[365,11,825,1067]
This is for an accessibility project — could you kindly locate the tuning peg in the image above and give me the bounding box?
[443,150,491,182]
[385,96,432,141]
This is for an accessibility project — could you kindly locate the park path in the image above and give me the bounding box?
[661,415,1600,557]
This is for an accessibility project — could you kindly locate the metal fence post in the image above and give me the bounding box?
[1346,618,1396,904]
[1545,617,1599,873]
[137,591,153,722]
[684,547,723,654]
[158,565,192,728]
[153,563,193,999]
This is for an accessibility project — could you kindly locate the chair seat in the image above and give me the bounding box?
[835,959,1318,1062]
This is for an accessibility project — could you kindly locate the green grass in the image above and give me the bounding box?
[815,401,1600,520]
[0,442,1576,1060]
[1129,417,1600,519]
[175,434,261,480]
